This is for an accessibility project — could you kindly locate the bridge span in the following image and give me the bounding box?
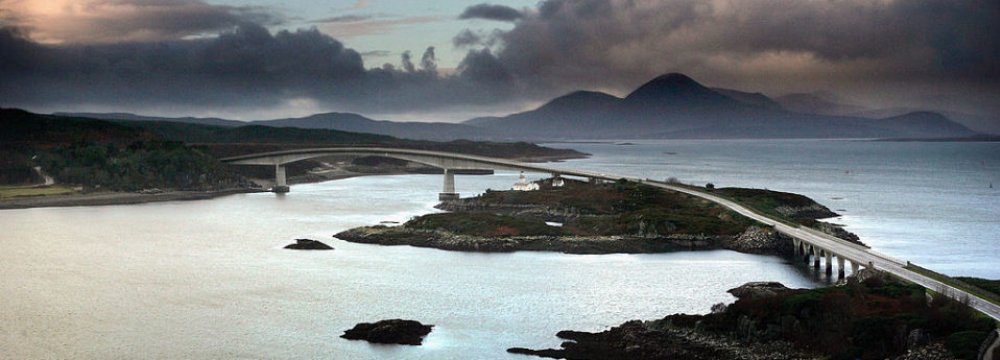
[221,147,1000,321]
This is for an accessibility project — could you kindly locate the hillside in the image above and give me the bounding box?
[0,109,586,192]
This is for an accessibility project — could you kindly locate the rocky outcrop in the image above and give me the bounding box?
[507,320,817,360]
[774,203,838,220]
[724,226,791,255]
[335,226,726,254]
[891,342,957,360]
[727,282,791,300]
[340,319,433,345]
[284,239,333,250]
[812,221,865,246]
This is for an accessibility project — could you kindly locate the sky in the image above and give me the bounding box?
[1,0,998,131]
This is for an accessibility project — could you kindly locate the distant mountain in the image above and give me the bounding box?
[63,111,487,141]
[774,92,868,116]
[56,73,981,140]
[57,112,245,128]
[256,112,487,141]
[465,73,978,140]
[712,88,784,111]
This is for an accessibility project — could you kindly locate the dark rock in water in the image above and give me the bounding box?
[340,319,433,345]
[284,239,333,250]
[727,282,790,300]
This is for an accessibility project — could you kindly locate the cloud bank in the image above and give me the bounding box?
[1,0,997,123]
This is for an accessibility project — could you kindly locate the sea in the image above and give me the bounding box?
[1,139,996,359]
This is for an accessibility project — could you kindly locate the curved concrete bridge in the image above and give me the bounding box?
[221,147,1000,321]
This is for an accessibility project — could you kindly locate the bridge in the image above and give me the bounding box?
[221,147,1000,321]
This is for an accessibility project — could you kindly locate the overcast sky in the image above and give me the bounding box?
[1,0,997,131]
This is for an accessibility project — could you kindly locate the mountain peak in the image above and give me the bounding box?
[624,73,740,109]
[648,73,699,86]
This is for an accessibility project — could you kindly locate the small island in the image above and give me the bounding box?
[340,319,433,346]
[336,177,858,255]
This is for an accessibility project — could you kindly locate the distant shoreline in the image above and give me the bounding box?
[0,152,584,210]
[0,188,267,210]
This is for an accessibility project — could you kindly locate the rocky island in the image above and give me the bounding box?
[340,319,433,345]
[335,177,859,255]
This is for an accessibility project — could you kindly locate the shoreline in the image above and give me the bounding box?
[0,188,267,210]
[0,152,584,210]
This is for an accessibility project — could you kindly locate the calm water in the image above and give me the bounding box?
[546,140,1000,278]
[1,140,997,359]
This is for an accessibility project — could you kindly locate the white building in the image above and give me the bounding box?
[512,172,540,191]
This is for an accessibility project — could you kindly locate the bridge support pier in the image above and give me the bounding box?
[825,251,833,276]
[851,261,860,275]
[837,256,846,279]
[792,238,801,256]
[439,169,459,201]
[273,164,289,193]
[813,247,821,269]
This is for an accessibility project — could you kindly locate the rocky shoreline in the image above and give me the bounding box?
[508,273,989,359]
[335,224,793,255]
[335,226,733,254]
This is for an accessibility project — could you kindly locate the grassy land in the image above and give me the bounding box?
[427,179,756,237]
[0,185,76,199]
[905,264,1000,308]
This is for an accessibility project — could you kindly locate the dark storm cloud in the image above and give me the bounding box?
[0,0,283,43]
[458,3,523,22]
[0,23,515,114]
[490,0,1000,96]
[452,28,503,48]
[2,0,997,122]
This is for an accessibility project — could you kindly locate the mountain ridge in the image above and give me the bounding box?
[56,73,980,141]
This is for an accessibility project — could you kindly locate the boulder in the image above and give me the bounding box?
[340,319,433,345]
[284,239,333,250]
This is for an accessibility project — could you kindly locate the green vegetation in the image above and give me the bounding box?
[407,213,565,237]
[423,179,755,237]
[34,140,244,191]
[686,274,997,360]
[0,185,76,199]
[713,187,834,223]
[906,264,1000,307]
[955,277,1000,298]
[1,109,252,191]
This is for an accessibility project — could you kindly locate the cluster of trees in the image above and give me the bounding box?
[35,140,245,191]
[0,150,42,185]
